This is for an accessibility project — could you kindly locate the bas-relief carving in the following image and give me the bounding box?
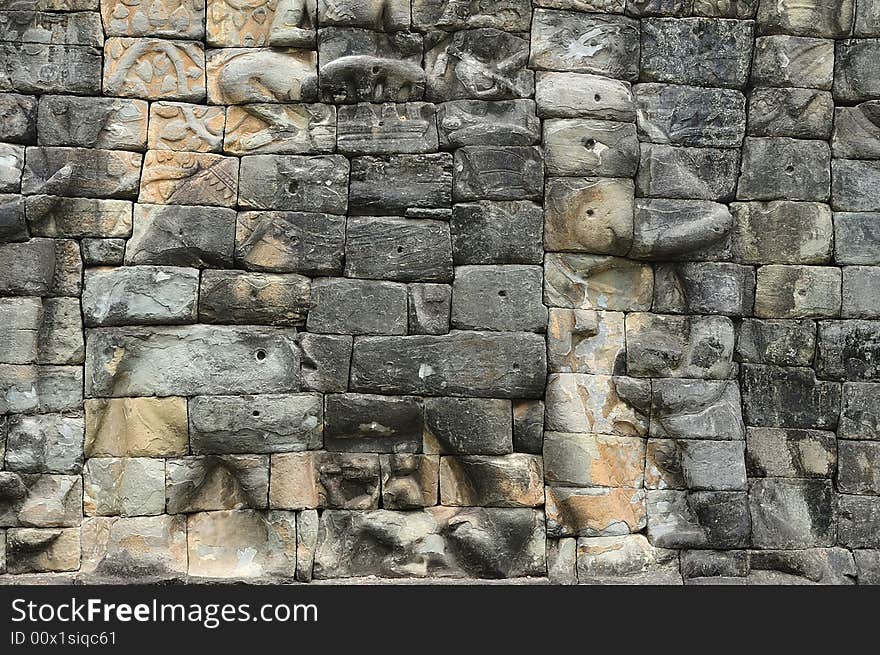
[103,37,206,101]
[101,0,206,39]
[206,47,317,104]
[224,104,336,154]
[148,102,225,152]
[206,0,316,47]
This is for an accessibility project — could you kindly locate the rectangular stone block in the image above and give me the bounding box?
[0,365,82,414]
[139,150,238,207]
[5,527,80,574]
[545,373,650,437]
[379,454,439,509]
[349,153,452,215]
[635,83,746,147]
[450,265,547,333]
[0,43,101,94]
[736,319,816,367]
[653,262,755,316]
[224,103,335,155]
[350,332,547,398]
[543,119,638,178]
[838,495,880,547]
[832,159,880,212]
[85,325,300,397]
[296,508,317,582]
[1,297,84,365]
[546,486,646,538]
[544,177,634,255]
[269,452,379,510]
[235,210,345,275]
[833,102,880,160]
[535,71,636,121]
[104,38,205,101]
[5,414,82,474]
[646,489,750,548]
[756,0,853,38]
[840,382,880,440]
[837,441,880,495]
[424,397,512,455]
[207,0,315,47]
[83,457,165,516]
[737,137,830,202]
[337,102,436,155]
[238,154,348,213]
[834,39,880,103]
[0,10,101,44]
[82,265,199,326]
[645,438,746,491]
[307,278,407,335]
[84,396,188,457]
[22,146,142,199]
[26,196,132,238]
[548,309,625,375]
[650,378,746,440]
[630,198,733,261]
[189,393,322,454]
[412,0,530,31]
[324,393,423,453]
[741,364,841,429]
[206,48,317,104]
[147,101,224,152]
[731,201,833,264]
[543,432,645,488]
[817,320,880,381]
[544,254,653,311]
[407,283,451,335]
[166,455,269,513]
[317,0,408,30]
[843,266,880,318]
[751,35,833,89]
[749,479,835,548]
[0,93,37,144]
[297,333,352,393]
[198,270,310,326]
[126,204,236,268]
[0,143,23,193]
[636,143,739,201]
[440,454,543,507]
[437,100,539,148]
[0,473,82,528]
[82,239,125,266]
[103,0,205,38]
[453,146,543,202]
[577,534,681,585]
[37,95,147,150]
[450,200,543,265]
[344,217,453,283]
[747,87,834,140]
[0,193,25,241]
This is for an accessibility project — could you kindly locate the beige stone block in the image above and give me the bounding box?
[206,48,317,105]
[544,253,653,311]
[207,0,316,47]
[543,432,645,488]
[548,308,625,374]
[147,102,225,152]
[5,528,80,574]
[544,177,634,255]
[379,454,439,509]
[103,37,206,101]
[546,486,647,537]
[755,265,841,318]
[84,397,188,457]
[101,0,206,39]
[545,373,650,437]
[439,454,544,508]
[224,104,336,155]
[138,150,239,207]
[269,452,380,510]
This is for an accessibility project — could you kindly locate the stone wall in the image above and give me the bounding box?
[1,0,879,585]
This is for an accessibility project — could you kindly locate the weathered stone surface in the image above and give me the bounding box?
[535,72,636,121]
[139,150,238,207]
[754,265,840,318]
[297,333,352,393]
[296,508,317,582]
[104,38,205,101]
[0,143,23,192]
[453,146,543,202]
[0,93,37,143]
[425,28,532,101]
[82,239,125,266]
[547,537,577,585]
[832,102,880,160]
[126,204,236,268]
[653,262,755,316]
[544,119,638,178]
[407,283,451,335]
[749,479,835,548]
[840,382,880,440]
[546,486,646,537]
[224,103,335,155]
[84,397,187,457]
[0,365,82,414]
[324,393,422,453]
[837,441,880,495]
[747,87,834,140]
[645,439,746,490]
[308,278,407,335]
[147,101,224,152]
[577,534,681,585]
[167,455,269,513]
[756,0,852,38]
[731,201,833,265]
[207,0,315,47]
[37,95,147,150]
[544,254,654,311]
[22,146,141,199]
[1,297,84,365]
[0,10,102,46]
[5,414,83,474]
[235,211,344,275]
[206,47,317,104]
[85,325,300,397]
[440,454,543,507]
[317,0,409,30]
[80,515,186,582]
[187,395,321,458]
[548,309,625,375]
[318,27,422,103]
[26,196,131,238]
[834,39,880,103]
[625,313,736,379]
[745,548,856,584]
[544,177,633,255]
[424,397,512,455]
[337,102,436,155]
[379,454,439,509]
[348,153,452,214]
[636,143,739,201]
[83,457,165,516]
[544,432,645,488]
[5,527,80,574]
[0,193,25,241]
[187,509,297,580]
[629,198,733,260]
[817,320,880,381]
[646,489,750,548]
[832,159,880,212]
[736,319,816,367]
[626,0,690,15]
[545,374,650,437]
[270,452,379,510]
[741,364,841,429]
[103,0,205,38]
[82,265,199,326]
[0,473,82,528]
[855,0,880,36]
[751,35,833,89]
[641,17,753,88]
[0,43,102,95]
[635,84,746,147]
[529,10,639,80]
[314,508,545,578]
[838,495,880,548]
[680,549,748,579]
[199,270,311,326]
[650,378,745,440]
[351,331,547,398]
[450,201,542,265]
[855,551,880,584]
[345,217,453,282]
[513,400,544,455]
[412,0,530,31]
[842,266,880,318]
[437,100,539,148]
[737,138,830,202]
[451,265,546,332]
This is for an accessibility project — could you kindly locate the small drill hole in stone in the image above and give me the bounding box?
[498,290,507,297]
[586,208,595,216]
[594,94,601,102]
[397,246,404,253]
[785,165,795,173]
[252,410,260,417]
[288,181,298,194]
[584,138,596,149]
[255,349,267,361]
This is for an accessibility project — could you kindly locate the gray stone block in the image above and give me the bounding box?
[37,95,147,150]
[543,118,638,178]
[0,194,26,241]
[296,333,352,393]
[336,102,438,155]
[83,458,165,517]
[5,414,83,474]
[756,0,853,38]
[754,265,841,318]
[450,201,543,264]
[307,278,407,335]
[749,479,835,549]
[0,238,81,297]
[81,239,125,266]
[344,217,453,282]
[424,397,512,455]
[26,196,132,239]
[324,393,423,453]
[166,455,270,514]
[838,495,880,548]
[636,143,740,201]
[747,87,833,139]
[736,319,816,367]
[741,364,841,429]
[635,83,746,147]
[198,270,311,326]
[126,204,236,268]
[834,39,880,103]
[746,427,837,478]
[407,283,451,335]
[22,146,142,199]
[629,198,733,260]
[513,400,544,455]
[842,266,880,318]
[816,320,880,381]
[645,439,747,491]
[238,154,349,214]
[652,262,755,316]
[535,72,636,121]
[832,102,880,159]
[452,146,543,202]
[832,159,880,212]
[1,296,83,365]
[437,100,540,148]
[838,441,880,495]
[737,137,830,202]
[840,382,880,440]
[0,365,82,414]
[0,93,37,143]
[451,265,546,333]
[544,254,654,311]
[855,0,880,36]
[751,35,833,89]
[731,201,833,264]
[439,454,543,507]
[349,153,453,215]
[650,378,745,440]
[646,489,750,548]
[0,43,101,94]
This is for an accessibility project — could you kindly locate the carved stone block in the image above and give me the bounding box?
[147,102,225,152]
[37,95,148,150]
[103,38,205,101]
[206,47,317,104]
[207,0,316,47]
[102,0,206,39]
[139,150,239,207]
[224,103,336,155]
